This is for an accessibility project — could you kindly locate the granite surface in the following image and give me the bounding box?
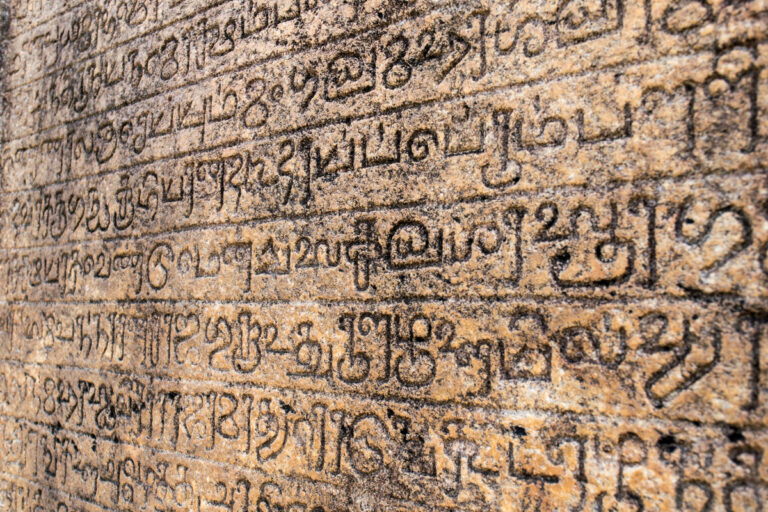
[0,0,767,510]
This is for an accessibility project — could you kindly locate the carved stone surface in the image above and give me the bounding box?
[0,0,767,510]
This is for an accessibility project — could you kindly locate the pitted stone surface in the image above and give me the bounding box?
[0,0,767,510]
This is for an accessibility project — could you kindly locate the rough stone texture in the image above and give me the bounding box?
[0,0,767,510]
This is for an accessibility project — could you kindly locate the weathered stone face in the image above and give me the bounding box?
[0,0,767,510]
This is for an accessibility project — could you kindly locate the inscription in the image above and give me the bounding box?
[0,300,762,418]
[2,0,766,190]
[1,176,765,301]
[0,0,765,509]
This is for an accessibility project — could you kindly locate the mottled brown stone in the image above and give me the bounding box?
[0,0,767,510]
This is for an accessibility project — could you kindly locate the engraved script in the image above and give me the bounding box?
[0,0,766,510]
